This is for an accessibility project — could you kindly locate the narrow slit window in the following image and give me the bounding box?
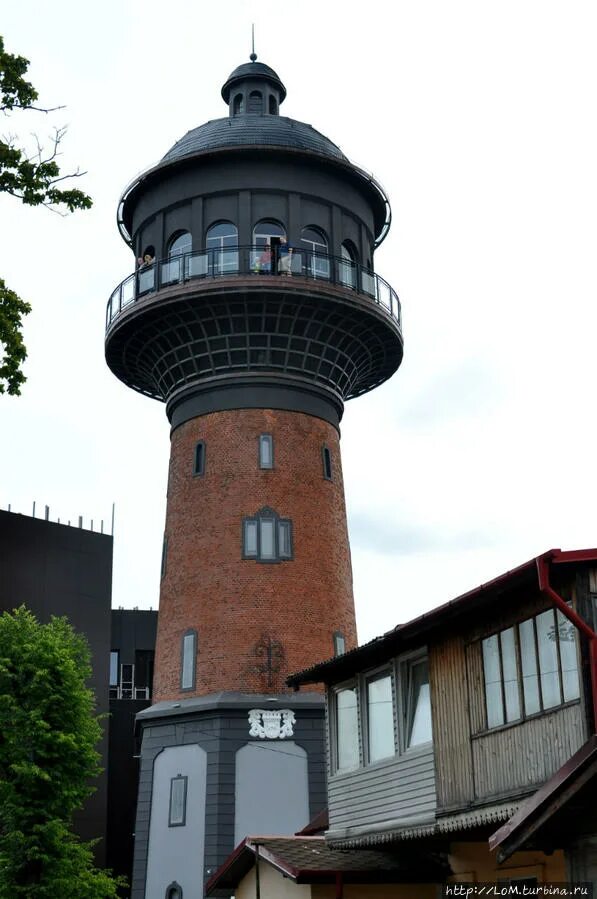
[168,776,188,827]
[193,441,205,477]
[278,520,292,559]
[109,651,119,687]
[335,686,359,772]
[322,446,332,480]
[181,630,197,691]
[161,534,168,580]
[333,632,346,656]
[259,434,274,469]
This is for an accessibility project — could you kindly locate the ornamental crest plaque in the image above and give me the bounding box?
[248,708,296,739]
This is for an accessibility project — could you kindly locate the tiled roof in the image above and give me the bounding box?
[162,115,346,163]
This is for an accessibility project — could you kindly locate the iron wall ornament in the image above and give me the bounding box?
[248,708,296,739]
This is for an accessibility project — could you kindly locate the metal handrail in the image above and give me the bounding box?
[106,246,401,332]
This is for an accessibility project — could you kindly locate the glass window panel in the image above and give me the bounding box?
[244,520,257,556]
[500,627,521,722]
[253,221,286,243]
[169,231,191,258]
[109,651,119,687]
[259,434,273,468]
[556,609,580,702]
[407,660,433,747]
[519,618,541,715]
[169,776,187,826]
[260,519,275,559]
[278,521,291,558]
[181,632,195,690]
[482,634,505,728]
[336,687,359,771]
[334,633,346,656]
[536,609,561,709]
[368,675,395,762]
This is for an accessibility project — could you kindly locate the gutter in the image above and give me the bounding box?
[536,550,597,731]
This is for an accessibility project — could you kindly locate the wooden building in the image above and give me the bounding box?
[207,547,597,895]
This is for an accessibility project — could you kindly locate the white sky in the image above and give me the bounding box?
[2,1,597,644]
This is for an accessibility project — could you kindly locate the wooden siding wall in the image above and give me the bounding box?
[430,581,589,811]
[429,634,475,809]
[327,745,435,835]
[472,702,585,799]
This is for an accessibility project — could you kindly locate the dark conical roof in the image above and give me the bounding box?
[161,115,346,163]
[221,60,287,103]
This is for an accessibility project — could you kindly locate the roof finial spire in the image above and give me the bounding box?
[250,24,257,62]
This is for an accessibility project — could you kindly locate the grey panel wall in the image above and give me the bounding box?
[234,741,309,844]
[145,744,207,899]
[131,700,326,899]
[327,744,436,838]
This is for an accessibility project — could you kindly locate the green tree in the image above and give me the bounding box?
[0,607,124,897]
[0,36,92,395]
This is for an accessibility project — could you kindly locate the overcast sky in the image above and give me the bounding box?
[2,1,596,643]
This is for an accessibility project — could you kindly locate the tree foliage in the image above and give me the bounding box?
[0,607,124,898]
[0,35,92,395]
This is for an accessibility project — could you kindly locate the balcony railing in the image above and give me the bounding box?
[106,246,401,331]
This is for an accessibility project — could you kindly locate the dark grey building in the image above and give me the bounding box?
[0,509,113,864]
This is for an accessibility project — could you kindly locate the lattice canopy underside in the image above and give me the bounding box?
[105,288,403,403]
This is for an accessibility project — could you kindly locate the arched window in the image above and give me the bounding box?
[242,507,293,562]
[168,231,191,258]
[301,226,329,279]
[162,231,191,285]
[248,91,263,114]
[339,241,358,288]
[165,883,183,899]
[252,220,286,273]
[233,93,244,115]
[206,221,238,274]
[268,95,278,115]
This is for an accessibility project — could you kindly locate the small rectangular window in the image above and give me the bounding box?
[244,520,258,556]
[260,518,275,559]
[405,659,433,748]
[259,434,274,469]
[168,775,188,826]
[193,441,205,476]
[161,534,168,580]
[367,673,395,762]
[181,631,196,691]
[333,632,346,656]
[278,520,292,559]
[322,446,332,480]
[335,686,359,772]
[109,651,119,687]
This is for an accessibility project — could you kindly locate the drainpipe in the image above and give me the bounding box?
[335,870,344,899]
[255,842,260,899]
[536,552,597,731]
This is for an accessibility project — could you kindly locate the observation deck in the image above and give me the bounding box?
[104,247,403,418]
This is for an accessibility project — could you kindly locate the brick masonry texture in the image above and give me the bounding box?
[153,408,357,700]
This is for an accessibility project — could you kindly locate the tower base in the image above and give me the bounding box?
[131,692,326,899]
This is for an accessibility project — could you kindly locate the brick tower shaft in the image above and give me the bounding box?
[154,407,357,701]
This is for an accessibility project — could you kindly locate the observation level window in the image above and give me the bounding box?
[252,220,287,273]
[233,93,244,115]
[162,231,192,286]
[248,90,263,114]
[206,222,238,274]
[339,242,358,289]
[269,96,278,114]
[301,226,330,279]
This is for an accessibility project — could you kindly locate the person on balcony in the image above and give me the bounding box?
[278,237,293,275]
[255,240,272,273]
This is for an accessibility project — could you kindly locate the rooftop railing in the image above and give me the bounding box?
[106,246,401,332]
